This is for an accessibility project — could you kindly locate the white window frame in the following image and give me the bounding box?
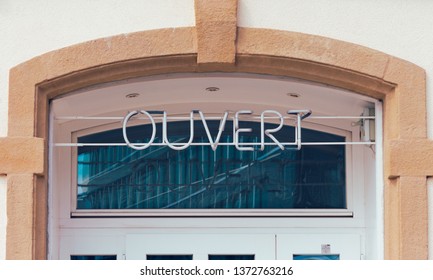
[48,74,383,260]
[64,114,356,218]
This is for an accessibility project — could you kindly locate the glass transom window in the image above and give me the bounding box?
[76,120,346,210]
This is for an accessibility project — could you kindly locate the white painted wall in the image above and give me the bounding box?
[1,0,432,259]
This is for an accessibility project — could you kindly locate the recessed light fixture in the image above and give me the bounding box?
[287,92,300,98]
[205,87,220,92]
[125,93,140,98]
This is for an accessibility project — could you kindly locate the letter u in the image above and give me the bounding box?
[163,111,195,150]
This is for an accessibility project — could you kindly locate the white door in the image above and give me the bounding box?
[59,232,362,260]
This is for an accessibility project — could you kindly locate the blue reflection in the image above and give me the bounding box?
[209,255,255,260]
[147,255,193,260]
[77,121,346,210]
[293,254,340,260]
[71,255,116,260]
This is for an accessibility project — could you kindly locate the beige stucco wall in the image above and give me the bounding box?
[0,0,432,259]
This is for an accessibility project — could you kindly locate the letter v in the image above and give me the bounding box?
[198,111,229,151]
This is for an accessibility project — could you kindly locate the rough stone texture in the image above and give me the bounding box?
[195,0,237,65]
[0,137,45,175]
[34,176,47,260]
[381,56,428,259]
[6,174,35,260]
[383,57,427,139]
[400,177,428,259]
[383,89,399,141]
[384,178,400,259]
[237,28,391,80]
[385,177,428,259]
[387,139,433,177]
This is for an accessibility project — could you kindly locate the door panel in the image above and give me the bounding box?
[59,232,362,260]
[276,234,361,260]
[126,234,275,260]
[59,234,123,260]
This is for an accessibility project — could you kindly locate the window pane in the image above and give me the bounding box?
[71,255,117,260]
[77,121,346,210]
[209,255,254,260]
[293,254,340,260]
[147,255,193,260]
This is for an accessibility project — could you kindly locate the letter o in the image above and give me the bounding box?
[122,110,156,150]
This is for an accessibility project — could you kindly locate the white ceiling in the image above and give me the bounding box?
[52,73,376,130]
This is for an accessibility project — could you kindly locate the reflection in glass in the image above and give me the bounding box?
[293,254,340,260]
[77,121,346,210]
[209,255,254,260]
[147,255,193,260]
[70,255,117,260]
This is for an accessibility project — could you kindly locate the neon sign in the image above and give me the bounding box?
[122,109,312,151]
